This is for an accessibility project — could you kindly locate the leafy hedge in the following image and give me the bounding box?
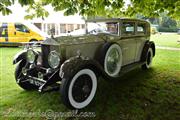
[158,27,178,32]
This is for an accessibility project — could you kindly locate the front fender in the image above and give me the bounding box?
[59,56,102,79]
[13,50,27,64]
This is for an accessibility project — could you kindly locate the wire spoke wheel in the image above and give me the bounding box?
[104,44,122,77]
[61,68,97,109]
[72,75,93,103]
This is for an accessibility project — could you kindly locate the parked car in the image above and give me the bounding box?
[0,22,46,46]
[13,18,155,109]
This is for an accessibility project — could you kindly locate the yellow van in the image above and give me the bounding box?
[0,22,46,45]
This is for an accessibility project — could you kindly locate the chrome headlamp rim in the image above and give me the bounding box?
[26,49,36,64]
[48,51,60,69]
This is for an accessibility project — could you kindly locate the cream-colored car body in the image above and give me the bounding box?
[42,18,150,67]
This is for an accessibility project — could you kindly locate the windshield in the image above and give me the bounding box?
[87,22,119,35]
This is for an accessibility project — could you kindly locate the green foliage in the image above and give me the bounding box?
[24,2,49,20]
[138,12,179,32]
[0,5,12,15]
[159,12,177,28]
[0,0,14,15]
[161,18,177,28]
[0,0,180,20]
[18,0,34,6]
[158,27,177,32]
[177,21,180,28]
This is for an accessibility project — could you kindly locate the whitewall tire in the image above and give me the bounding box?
[104,44,122,77]
[142,48,153,69]
[61,68,97,109]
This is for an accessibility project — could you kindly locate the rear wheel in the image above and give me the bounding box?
[15,60,38,90]
[142,47,154,69]
[60,68,97,109]
[100,43,122,77]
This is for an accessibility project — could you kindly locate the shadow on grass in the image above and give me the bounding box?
[14,68,159,119]
[21,68,155,101]
[84,68,157,119]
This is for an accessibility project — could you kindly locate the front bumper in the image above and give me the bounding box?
[22,64,61,92]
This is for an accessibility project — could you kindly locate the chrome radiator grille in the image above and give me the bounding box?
[41,44,50,68]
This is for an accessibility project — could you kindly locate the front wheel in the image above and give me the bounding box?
[142,47,154,70]
[60,68,97,109]
[15,60,38,90]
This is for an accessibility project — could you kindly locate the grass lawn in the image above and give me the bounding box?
[0,47,180,120]
[151,33,180,48]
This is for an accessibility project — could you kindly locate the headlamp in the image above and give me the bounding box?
[48,51,60,68]
[27,49,36,64]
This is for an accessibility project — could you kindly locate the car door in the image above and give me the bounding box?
[8,23,30,42]
[118,21,137,66]
[0,23,8,42]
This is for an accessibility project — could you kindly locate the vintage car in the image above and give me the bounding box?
[13,18,155,109]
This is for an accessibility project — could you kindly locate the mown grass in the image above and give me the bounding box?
[0,47,180,120]
[151,33,180,48]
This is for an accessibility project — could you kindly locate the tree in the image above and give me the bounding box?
[161,17,177,28]
[0,0,180,20]
[0,0,14,15]
[159,12,177,28]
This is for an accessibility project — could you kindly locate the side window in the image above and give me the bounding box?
[106,22,118,35]
[0,23,8,37]
[15,23,30,33]
[122,22,135,35]
[137,23,146,34]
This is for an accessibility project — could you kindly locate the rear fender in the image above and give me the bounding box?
[141,41,155,62]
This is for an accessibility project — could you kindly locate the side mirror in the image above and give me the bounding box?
[24,29,30,33]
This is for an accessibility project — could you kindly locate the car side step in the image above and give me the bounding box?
[119,62,145,77]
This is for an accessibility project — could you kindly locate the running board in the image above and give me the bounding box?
[119,62,145,77]
[100,61,145,81]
